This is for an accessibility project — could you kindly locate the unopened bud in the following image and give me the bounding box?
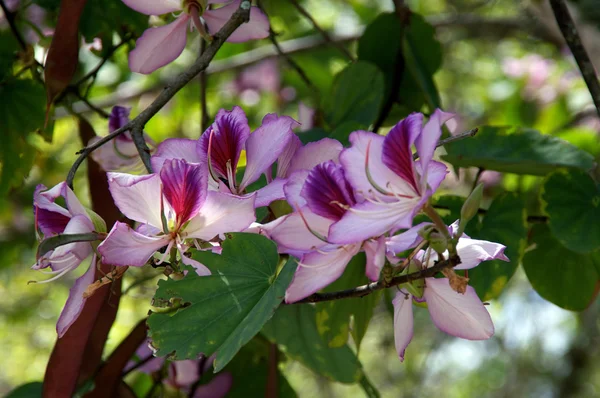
[403,260,424,298]
[428,232,447,254]
[85,207,107,233]
[459,183,484,236]
[417,224,436,240]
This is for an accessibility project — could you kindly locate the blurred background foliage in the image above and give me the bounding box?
[1,0,600,396]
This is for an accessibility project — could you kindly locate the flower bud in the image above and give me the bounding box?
[85,207,107,233]
[459,183,484,236]
[428,231,448,254]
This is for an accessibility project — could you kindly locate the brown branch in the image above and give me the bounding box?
[0,0,27,50]
[199,38,209,132]
[73,37,131,87]
[65,1,253,187]
[288,0,354,61]
[549,0,600,119]
[293,254,460,304]
[131,124,153,173]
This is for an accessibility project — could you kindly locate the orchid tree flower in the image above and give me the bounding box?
[89,106,155,172]
[328,110,454,244]
[123,0,270,74]
[266,161,365,303]
[32,182,105,337]
[389,221,509,361]
[97,158,255,274]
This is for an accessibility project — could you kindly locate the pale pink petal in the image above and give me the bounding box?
[129,15,190,74]
[90,136,140,172]
[48,215,95,265]
[269,209,331,251]
[203,1,269,43]
[56,256,97,338]
[151,138,204,172]
[285,244,360,303]
[392,291,414,361]
[386,222,431,255]
[454,237,509,270]
[180,249,211,276]
[193,372,233,398]
[364,236,386,281]
[424,278,494,340]
[416,109,454,173]
[287,138,342,174]
[422,160,448,192]
[63,184,88,218]
[184,191,256,241]
[98,222,170,267]
[276,133,302,177]
[107,173,163,229]
[340,131,413,201]
[298,102,315,132]
[121,0,180,15]
[283,170,310,211]
[328,198,421,244]
[239,115,297,190]
[167,360,199,388]
[254,178,286,207]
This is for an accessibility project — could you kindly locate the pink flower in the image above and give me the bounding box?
[97,158,256,274]
[32,182,103,337]
[327,110,454,244]
[123,0,270,74]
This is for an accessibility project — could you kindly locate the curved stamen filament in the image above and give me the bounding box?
[206,129,221,184]
[29,257,81,284]
[155,239,175,266]
[365,140,393,196]
[296,205,329,243]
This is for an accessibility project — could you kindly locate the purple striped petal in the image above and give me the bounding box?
[160,159,208,226]
[424,278,494,340]
[300,161,355,221]
[199,106,250,181]
[107,173,164,229]
[392,291,414,361]
[382,113,423,194]
[109,106,131,134]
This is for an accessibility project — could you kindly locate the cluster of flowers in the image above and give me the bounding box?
[33,105,508,366]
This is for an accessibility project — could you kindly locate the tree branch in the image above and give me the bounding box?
[65,1,253,187]
[0,0,27,50]
[292,254,460,304]
[549,0,600,119]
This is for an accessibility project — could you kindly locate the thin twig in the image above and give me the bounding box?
[549,0,600,119]
[471,168,484,192]
[0,0,27,50]
[66,1,253,188]
[131,124,153,173]
[292,254,460,304]
[73,37,131,87]
[199,38,209,132]
[288,0,354,61]
[72,90,110,118]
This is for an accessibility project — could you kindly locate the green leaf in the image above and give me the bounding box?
[522,224,599,311]
[323,61,384,129]
[329,120,365,146]
[432,195,465,225]
[37,232,105,259]
[542,169,600,253]
[79,0,148,43]
[467,193,527,300]
[442,126,595,176]
[298,128,328,145]
[0,31,19,81]
[262,304,363,384]
[0,79,46,194]
[5,382,43,398]
[315,253,380,349]
[147,233,297,372]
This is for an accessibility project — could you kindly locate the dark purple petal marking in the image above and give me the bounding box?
[109,106,134,142]
[382,113,423,194]
[199,106,250,181]
[160,159,208,228]
[35,207,71,237]
[301,161,356,221]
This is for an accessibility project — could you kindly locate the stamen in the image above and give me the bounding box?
[206,129,221,183]
[365,140,393,196]
[155,239,175,266]
[28,258,79,284]
[295,205,329,243]
[226,160,236,193]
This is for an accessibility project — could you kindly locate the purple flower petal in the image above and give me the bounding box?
[129,15,190,74]
[415,109,454,174]
[167,360,199,388]
[239,114,297,190]
[276,134,302,178]
[199,106,250,182]
[107,172,164,229]
[98,222,171,267]
[386,222,431,255]
[392,291,414,361]
[193,372,233,398]
[56,256,97,338]
[382,114,423,194]
[284,244,360,303]
[121,0,180,15]
[151,138,204,173]
[269,209,331,252]
[364,236,386,281]
[300,161,355,221]
[160,159,208,226]
[109,106,131,133]
[287,138,343,175]
[254,177,287,208]
[424,278,494,340]
[283,170,310,211]
[455,236,509,270]
[203,1,269,43]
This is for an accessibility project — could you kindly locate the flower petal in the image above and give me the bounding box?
[298,102,315,132]
[48,215,95,264]
[151,138,204,173]
[424,278,494,340]
[415,109,454,173]
[180,249,211,276]
[254,177,287,208]
[184,191,256,241]
[276,133,302,177]
[239,114,297,190]
[107,172,164,229]
[283,170,310,211]
[98,222,170,267]
[203,1,269,43]
[364,236,386,281]
[386,222,431,255]
[285,244,360,303]
[268,209,331,251]
[160,159,208,225]
[392,291,414,361]
[193,372,233,398]
[167,360,200,388]
[454,236,509,270]
[199,106,250,180]
[300,161,355,221]
[56,256,97,338]
[287,138,342,174]
[129,15,189,74]
[121,0,180,15]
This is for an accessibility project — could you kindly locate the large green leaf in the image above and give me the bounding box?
[467,193,527,300]
[147,233,297,372]
[5,382,43,398]
[262,304,363,384]
[80,0,148,42]
[0,31,19,81]
[522,224,599,311]
[323,61,384,129]
[442,126,595,175]
[542,169,600,253]
[315,253,380,350]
